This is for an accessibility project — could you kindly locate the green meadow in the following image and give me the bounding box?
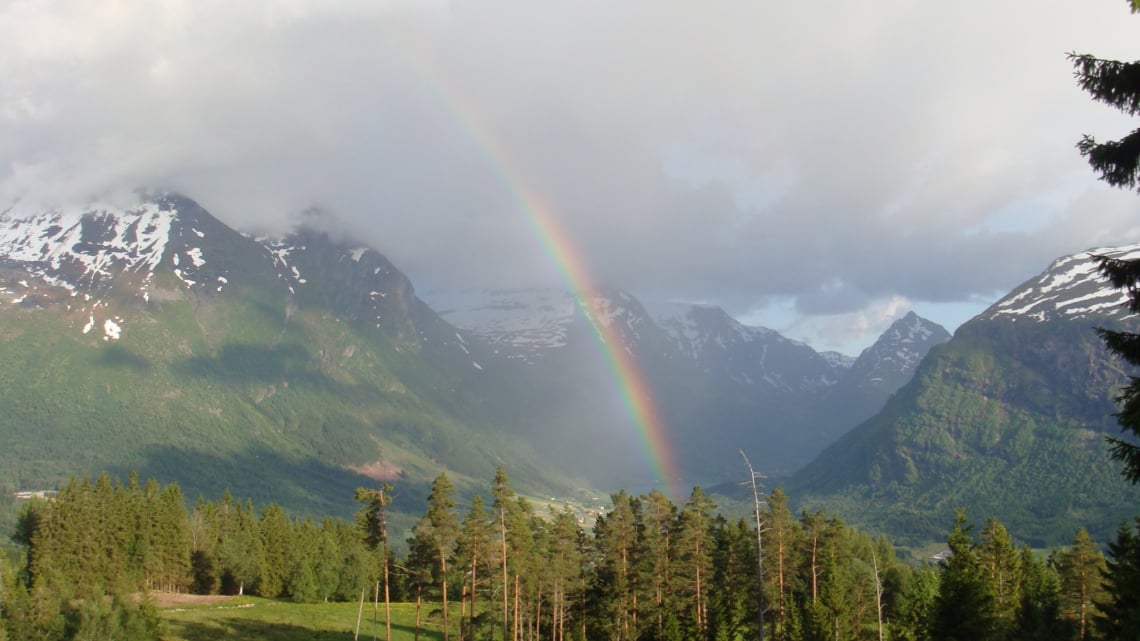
[158,597,447,641]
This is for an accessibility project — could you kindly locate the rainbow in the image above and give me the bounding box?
[384,36,680,496]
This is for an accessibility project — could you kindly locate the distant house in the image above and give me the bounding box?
[14,490,57,501]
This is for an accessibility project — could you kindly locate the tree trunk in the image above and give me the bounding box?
[441,554,451,641]
[415,583,423,641]
[501,509,509,641]
[513,573,521,641]
[384,554,391,641]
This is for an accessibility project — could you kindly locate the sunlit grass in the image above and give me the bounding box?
[158,596,447,641]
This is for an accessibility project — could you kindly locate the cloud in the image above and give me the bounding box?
[3,0,1140,348]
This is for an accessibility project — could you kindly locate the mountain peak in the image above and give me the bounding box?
[846,312,950,392]
[978,243,1140,323]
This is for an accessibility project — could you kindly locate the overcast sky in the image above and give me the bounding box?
[3,0,1140,354]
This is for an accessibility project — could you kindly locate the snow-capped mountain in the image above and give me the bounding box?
[0,191,955,495]
[429,288,580,356]
[653,303,851,393]
[844,311,952,393]
[789,245,1140,548]
[428,287,662,364]
[978,243,1140,322]
[0,194,465,354]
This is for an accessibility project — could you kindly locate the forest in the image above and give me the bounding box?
[0,468,1137,641]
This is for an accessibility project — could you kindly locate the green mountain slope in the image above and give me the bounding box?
[0,195,568,529]
[789,316,1140,548]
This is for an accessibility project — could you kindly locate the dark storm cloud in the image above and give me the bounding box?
[2,0,1139,349]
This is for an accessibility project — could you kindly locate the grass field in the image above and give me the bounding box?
[157,594,448,641]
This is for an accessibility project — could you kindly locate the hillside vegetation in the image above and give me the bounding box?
[790,318,1140,547]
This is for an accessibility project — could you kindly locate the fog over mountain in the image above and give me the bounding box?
[4,1,1140,353]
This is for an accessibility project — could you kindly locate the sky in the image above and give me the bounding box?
[3,1,1140,355]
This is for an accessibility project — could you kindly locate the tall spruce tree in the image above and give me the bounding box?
[932,511,995,641]
[1096,517,1140,640]
[1072,0,1140,483]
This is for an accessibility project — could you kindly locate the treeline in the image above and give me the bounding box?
[2,468,1138,641]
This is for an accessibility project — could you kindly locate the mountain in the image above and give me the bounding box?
[0,194,564,530]
[816,312,952,429]
[430,289,948,481]
[0,192,951,526]
[788,244,1140,548]
[653,303,849,395]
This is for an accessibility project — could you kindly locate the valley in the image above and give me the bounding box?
[0,194,1136,552]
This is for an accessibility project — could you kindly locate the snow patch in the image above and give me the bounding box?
[103,318,121,341]
[186,247,205,267]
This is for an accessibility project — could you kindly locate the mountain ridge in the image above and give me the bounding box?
[0,192,951,525]
[787,245,1140,547]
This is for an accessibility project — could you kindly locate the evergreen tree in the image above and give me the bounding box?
[590,490,639,641]
[457,494,492,641]
[289,517,321,603]
[355,483,394,640]
[330,518,372,602]
[636,489,677,641]
[405,526,438,641]
[708,518,758,641]
[152,483,191,593]
[1013,547,1070,641]
[214,498,261,595]
[763,487,802,641]
[312,519,344,601]
[890,564,938,641]
[1071,0,1140,483]
[932,511,995,641]
[258,503,293,599]
[1055,527,1107,640]
[977,518,1022,638]
[491,467,514,641]
[676,487,716,640]
[548,506,583,641]
[1096,516,1140,641]
[412,473,460,641]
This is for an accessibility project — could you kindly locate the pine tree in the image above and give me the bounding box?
[548,506,583,641]
[676,487,716,641]
[1071,0,1140,483]
[491,467,514,641]
[457,494,492,641]
[591,490,639,641]
[763,487,802,641]
[356,484,394,640]
[636,489,677,641]
[1055,527,1107,640]
[506,497,536,641]
[412,473,460,641]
